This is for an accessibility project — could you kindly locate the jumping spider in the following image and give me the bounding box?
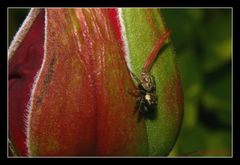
[129,70,157,121]
[128,30,171,121]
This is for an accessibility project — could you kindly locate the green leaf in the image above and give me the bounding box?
[121,8,183,156]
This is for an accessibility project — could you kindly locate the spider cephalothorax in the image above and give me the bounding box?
[129,30,171,121]
[140,71,156,92]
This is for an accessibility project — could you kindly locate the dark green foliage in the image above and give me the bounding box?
[162,9,231,156]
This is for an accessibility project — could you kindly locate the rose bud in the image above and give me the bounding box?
[8,8,183,156]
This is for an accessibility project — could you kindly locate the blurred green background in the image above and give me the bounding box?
[8,9,232,156]
[161,9,232,156]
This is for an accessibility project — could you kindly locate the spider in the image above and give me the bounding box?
[129,30,171,121]
[129,70,157,119]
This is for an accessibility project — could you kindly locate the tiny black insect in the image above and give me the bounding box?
[129,30,171,121]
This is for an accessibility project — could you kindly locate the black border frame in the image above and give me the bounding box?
[1,0,240,161]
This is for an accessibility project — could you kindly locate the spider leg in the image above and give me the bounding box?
[137,101,143,122]
[137,114,142,122]
[129,70,141,85]
[137,97,146,122]
[128,89,145,97]
[133,97,141,115]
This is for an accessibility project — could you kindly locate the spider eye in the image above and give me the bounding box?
[144,77,150,82]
